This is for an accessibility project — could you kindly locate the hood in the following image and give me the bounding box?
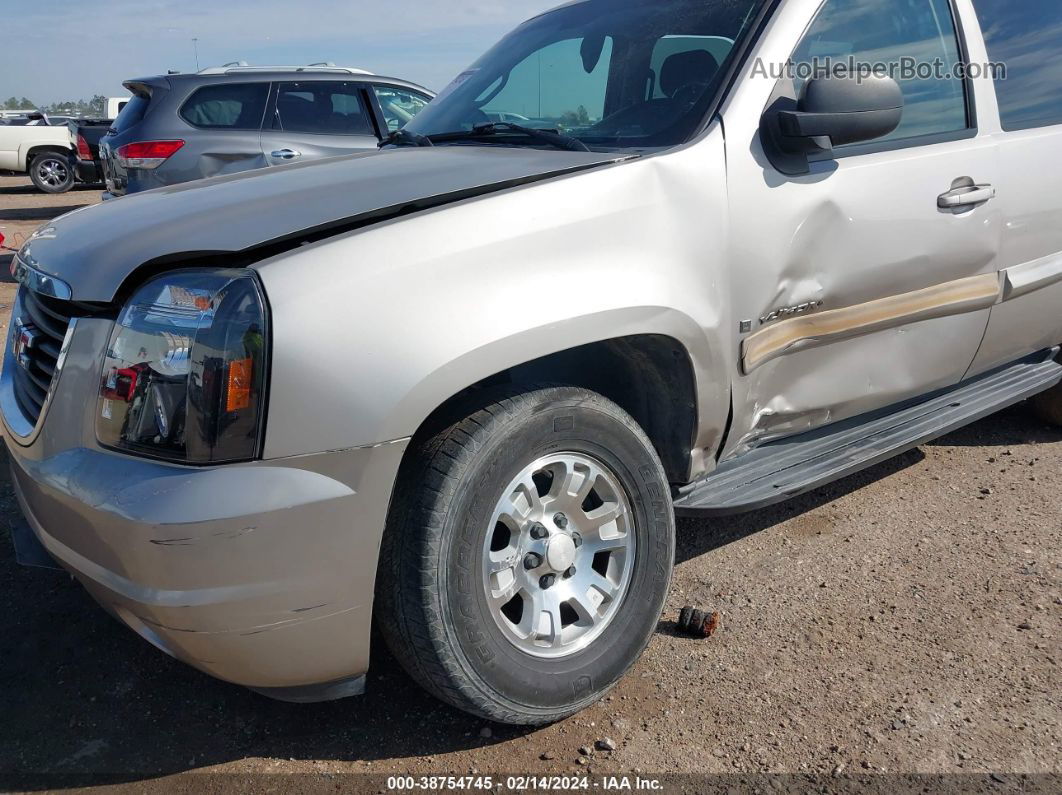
[18,146,628,302]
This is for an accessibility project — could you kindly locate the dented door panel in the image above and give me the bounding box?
[716,0,1002,459]
[723,143,1002,454]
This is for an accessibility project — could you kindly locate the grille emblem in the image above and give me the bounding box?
[12,320,41,371]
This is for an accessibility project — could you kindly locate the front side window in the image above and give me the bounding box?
[374,86,433,132]
[791,0,969,145]
[180,83,269,130]
[273,82,375,136]
[970,0,1062,131]
[406,0,767,150]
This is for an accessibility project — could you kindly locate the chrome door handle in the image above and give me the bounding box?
[938,184,996,209]
[270,149,301,160]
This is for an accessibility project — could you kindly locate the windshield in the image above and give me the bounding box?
[406,0,765,150]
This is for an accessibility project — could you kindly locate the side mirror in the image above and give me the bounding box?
[761,73,903,175]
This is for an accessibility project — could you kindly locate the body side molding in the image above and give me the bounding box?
[1001,252,1062,301]
[741,273,1003,373]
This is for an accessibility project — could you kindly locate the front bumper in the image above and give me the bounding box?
[3,313,407,700]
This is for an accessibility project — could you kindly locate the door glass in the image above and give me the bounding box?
[791,0,968,144]
[273,82,375,136]
[179,83,269,129]
[374,87,432,133]
[970,0,1062,131]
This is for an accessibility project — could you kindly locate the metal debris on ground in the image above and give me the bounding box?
[677,606,721,638]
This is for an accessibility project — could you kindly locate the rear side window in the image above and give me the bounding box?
[970,0,1062,131]
[791,0,969,145]
[111,94,150,133]
[273,82,375,136]
[180,83,269,129]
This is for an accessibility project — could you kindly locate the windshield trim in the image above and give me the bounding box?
[681,0,780,146]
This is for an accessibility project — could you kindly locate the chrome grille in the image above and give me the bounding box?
[10,287,75,426]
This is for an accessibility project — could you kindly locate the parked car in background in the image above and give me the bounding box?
[69,119,112,186]
[105,97,129,119]
[0,113,78,192]
[99,65,433,197]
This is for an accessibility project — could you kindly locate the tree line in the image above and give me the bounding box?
[3,95,109,116]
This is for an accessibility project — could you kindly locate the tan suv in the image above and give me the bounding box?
[4,0,1061,724]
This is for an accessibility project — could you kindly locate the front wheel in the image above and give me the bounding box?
[376,386,675,724]
[29,152,75,193]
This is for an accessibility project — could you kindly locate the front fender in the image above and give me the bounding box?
[257,132,732,462]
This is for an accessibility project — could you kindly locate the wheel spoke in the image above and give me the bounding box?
[532,592,565,649]
[552,459,596,509]
[489,576,520,607]
[498,478,542,526]
[586,570,620,601]
[487,550,517,574]
[582,502,626,532]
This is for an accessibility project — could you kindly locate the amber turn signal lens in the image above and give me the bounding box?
[225,357,253,413]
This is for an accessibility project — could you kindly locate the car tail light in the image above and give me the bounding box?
[96,269,269,464]
[76,134,92,161]
[115,140,185,169]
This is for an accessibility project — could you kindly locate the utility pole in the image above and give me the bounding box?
[192,38,200,71]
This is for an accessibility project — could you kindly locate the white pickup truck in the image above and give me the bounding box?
[0,117,77,193]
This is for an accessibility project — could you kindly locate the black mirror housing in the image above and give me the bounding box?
[761,73,904,175]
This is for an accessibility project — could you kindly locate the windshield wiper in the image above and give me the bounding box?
[429,122,590,152]
[379,128,434,148]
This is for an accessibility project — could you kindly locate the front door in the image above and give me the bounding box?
[260,81,382,167]
[720,0,1003,457]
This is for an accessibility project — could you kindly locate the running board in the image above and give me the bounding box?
[675,351,1062,517]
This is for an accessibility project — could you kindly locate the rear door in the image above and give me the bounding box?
[965,0,1062,373]
[172,81,272,182]
[259,81,381,166]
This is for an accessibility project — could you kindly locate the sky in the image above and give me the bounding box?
[2,0,560,104]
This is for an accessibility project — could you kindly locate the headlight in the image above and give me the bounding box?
[96,269,268,464]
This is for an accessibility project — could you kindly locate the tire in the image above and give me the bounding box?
[376,385,675,725]
[29,152,74,194]
[1031,382,1062,426]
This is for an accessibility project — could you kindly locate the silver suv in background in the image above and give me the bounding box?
[5,0,1062,725]
[99,65,433,196]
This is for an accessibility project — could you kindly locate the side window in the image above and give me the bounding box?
[477,37,614,132]
[179,83,269,130]
[792,0,969,145]
[970,0,1062,131]
[374,87,432,133]
[273,82,375,136]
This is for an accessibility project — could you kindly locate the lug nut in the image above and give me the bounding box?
[530,523,549,540]
[571,532,582,549]
[523,552,543,570]
[553,513,568,529]
[564,566,577,579]
[539,573,556,589]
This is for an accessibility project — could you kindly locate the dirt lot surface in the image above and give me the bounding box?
[0,174,1059,792]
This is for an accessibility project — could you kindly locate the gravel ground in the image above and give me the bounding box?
[0,174,1059,792]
